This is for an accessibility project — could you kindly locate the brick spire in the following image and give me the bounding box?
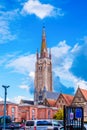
[40,26,48,58]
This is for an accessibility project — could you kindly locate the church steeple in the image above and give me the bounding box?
[40,26,48,58]
[34,26,52,105]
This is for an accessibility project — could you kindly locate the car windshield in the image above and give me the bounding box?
[26,121,34,126]
[37,120,52,126]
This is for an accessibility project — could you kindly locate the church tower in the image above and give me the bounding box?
[34,26,52,105]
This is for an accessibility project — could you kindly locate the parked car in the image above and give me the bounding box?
[25,119,63,130]
[8,122,21,129]
[0,116,12,130]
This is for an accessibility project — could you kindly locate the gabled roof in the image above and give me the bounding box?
[79,88,87,101]
[45,91,60,100]
[20,99,34,105]
[62,94,74,105]
[47,99,56,107]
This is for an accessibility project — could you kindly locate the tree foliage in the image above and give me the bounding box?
[53,109,64,120]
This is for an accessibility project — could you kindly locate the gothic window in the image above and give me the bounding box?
[39,95,42,100]
[38,66,42,71]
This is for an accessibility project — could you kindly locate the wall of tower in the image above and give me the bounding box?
[35,57,52,92]
[34,56,52,105]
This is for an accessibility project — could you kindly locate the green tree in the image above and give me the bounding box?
[53,109,64,120]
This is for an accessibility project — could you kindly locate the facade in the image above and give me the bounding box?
[34,26,53,105]
[18,103,57,122]
[0,101,18,122]
[71,87,87,121]
[55,93,74,109]
[0,101,57,122]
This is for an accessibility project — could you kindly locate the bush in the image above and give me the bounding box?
[53,109,63,120]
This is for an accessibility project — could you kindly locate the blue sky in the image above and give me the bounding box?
[0,0,87,103]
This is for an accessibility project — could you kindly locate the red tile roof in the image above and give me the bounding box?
[80,88,87,101]
[62,94,74,105]
[47,99,56,107]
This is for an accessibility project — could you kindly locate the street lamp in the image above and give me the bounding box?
[2,85,10,130]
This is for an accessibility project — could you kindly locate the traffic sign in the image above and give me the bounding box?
[75,108,82,118]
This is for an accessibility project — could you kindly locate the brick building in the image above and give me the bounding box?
[18,102,57,122]
[0,101,18,122]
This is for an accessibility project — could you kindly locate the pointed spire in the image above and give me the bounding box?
[40,26,48,58]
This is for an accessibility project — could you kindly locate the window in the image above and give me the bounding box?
[38,66,42,71]
[48,110,50,119]
[26,121,34,126]
[37,120,52,126]
[12,107,15,121]
[12,107,15,113]
[32,109,35,120]
[39,95,42,100]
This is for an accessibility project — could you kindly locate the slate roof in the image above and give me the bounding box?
[45,91,60,100]
[20,99,34,105]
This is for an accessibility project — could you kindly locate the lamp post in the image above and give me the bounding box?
[2,85,10,130]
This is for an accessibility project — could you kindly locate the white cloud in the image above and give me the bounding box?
[29,71,35,79]
[11,95,33,104]
[13,96,26,104]
[6,54,36,74]
[0,9,19,43]
[0,97,3,101]
[71,43,81,53]
[52,40,71,58]
[52,40,87,92]
[21,0,64,19]
[19,85,29,91]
